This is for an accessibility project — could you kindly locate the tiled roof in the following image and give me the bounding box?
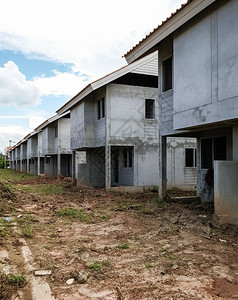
[124,0,193,57]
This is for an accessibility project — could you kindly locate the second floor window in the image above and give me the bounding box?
[97,98,105,120]
[145,99,155,119]
[162,56,172,92]
[54,126,58,138]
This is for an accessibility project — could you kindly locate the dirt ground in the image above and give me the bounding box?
[1,170,238,299]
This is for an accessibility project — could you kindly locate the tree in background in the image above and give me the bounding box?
[0,153,8,169]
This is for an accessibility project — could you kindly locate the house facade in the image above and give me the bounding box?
[57,52,197,190]
[9,112,72,178]
[125,0,238,223]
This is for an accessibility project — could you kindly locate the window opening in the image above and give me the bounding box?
[145,99,155,119]
[54,126,58,138]
[162,57,172,92]
[201,136,226,169]
[123,147,133,168]
[97,98,105,120]
[185,148,197,167]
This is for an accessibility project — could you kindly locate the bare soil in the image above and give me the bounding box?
[1,173,238,299]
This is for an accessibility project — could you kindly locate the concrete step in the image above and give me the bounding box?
[170,196,200,204]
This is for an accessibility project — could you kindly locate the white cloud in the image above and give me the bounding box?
[0,61,41,107]
[0,125,29,153]
[0,0,185,79]
[33,70,89,97]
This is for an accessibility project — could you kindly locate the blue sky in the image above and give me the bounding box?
[0,0,184,153]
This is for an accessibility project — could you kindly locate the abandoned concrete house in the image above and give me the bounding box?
[124,0,238,223]
[10,111,72,178]
[56,52,196,190]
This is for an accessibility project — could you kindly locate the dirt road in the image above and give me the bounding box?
[0,170,238,299]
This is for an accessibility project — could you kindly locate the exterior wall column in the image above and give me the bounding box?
[105,145,111,189]
[233,125,238,161]
[157,50,167,199]
[72,151,76,184]
[57,153,61,177]
[37,156,40,175]
[159,136,167,199]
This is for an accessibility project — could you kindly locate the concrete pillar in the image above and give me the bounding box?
[27,159,30,173]
[233,125,238,161]
[37,156,40,175]
[105,145,111,189]
[159,136,167,199]
[72,151,76,184]
[57,154,61,177]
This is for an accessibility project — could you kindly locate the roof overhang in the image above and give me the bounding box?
[56,51,158,115]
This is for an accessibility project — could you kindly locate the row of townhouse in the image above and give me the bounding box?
[10,0,238,225]
[123,0,238,224]
[9,51,197,191]
[10,112,72,178]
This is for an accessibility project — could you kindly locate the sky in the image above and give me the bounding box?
[0,0,185,153]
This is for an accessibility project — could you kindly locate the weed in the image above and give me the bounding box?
[57,207,92,223]
[7,274,26,288]
[159,245,178,260]
[18,214,35,238]
[143,261,154,268]
[116,243,129,249]
[151,185,158,193]
[0,219,11,237]
[0,272,26,299]
[153,196,166,207]
[140,205,156,215]
[44,245,52,250]
[99,215,110,220]
[102,259,111,267]
[88,261,101,271]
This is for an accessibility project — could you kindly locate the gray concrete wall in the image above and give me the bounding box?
[76,148,105,188]
[106,83,159,189]
[214,160,238,224]
[173,0,238,130]
[58,118,71,153]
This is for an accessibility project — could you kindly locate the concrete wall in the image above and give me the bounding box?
[58,118,71,153]
[173,0,238,130]
[214,160,238,224]
[106,83,159,189]
[71,87,106,150]
[76,148,105,188]
[42,126,57,155]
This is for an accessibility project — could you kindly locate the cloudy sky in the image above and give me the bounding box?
[0,0,185,153]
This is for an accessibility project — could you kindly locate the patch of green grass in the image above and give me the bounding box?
[0,169,36,182]
[15,183,69,196]
[44,245,52,250]
[116,243,129,249]
[57,207,92,223]
[0,272,26,299]
[153,195,166,208]
[88,259,111,271]
[101,259,111,267]
[0,219,11,237]
[88,261,101,271]
[7,274,26,288]
[159,244,178,260]
[18,214,36,238]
